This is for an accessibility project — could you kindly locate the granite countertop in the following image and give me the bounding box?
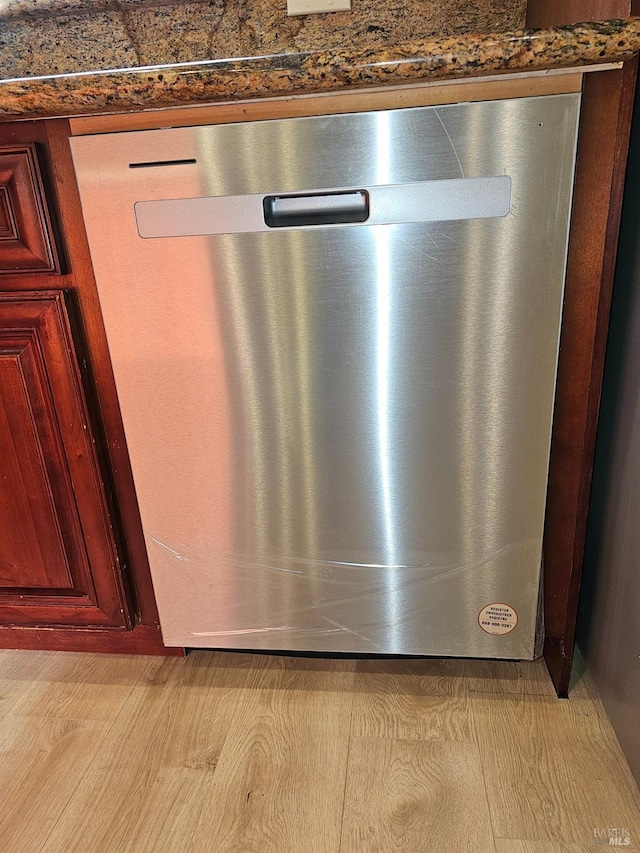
[0,1,639,120]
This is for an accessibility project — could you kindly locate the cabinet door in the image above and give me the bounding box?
[0,291,131,627]
[0,144,60,274]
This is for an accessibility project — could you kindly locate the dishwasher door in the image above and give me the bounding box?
[71,96,580,658]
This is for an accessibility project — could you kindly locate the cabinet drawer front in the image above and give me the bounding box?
[0,145,60,274]
[0,291,130,628]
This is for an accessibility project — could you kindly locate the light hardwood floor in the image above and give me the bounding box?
[0,649,637,852]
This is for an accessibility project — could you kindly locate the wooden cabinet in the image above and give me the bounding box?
[0,120,172,654]
[0,135,131,631]
[0,145,60,274]
[0,291,129,628]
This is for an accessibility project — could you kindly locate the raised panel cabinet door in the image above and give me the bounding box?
[0,291,131,628]
[0,144,60,274]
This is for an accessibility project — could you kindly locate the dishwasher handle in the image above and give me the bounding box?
[263,190,369,228]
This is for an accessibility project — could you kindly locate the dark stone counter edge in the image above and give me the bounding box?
[0,18,639,120]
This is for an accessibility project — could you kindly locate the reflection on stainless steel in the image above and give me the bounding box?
[70,96,580,658]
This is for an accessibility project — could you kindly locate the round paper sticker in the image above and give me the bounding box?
[478,603,518,636]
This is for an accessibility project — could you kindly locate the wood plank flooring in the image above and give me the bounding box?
[0,649,637,852]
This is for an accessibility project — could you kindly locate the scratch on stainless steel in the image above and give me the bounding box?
[70,96,580,658]
[145,533,542,653]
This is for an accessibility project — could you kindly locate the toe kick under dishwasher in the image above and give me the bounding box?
[71,95,580,658]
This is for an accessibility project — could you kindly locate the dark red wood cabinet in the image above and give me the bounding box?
[0,139,130,631]
[0,121,170,655]
[0,145,60,274]
[0,291,130,628]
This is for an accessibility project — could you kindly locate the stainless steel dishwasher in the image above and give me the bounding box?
[71,96,580,658]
